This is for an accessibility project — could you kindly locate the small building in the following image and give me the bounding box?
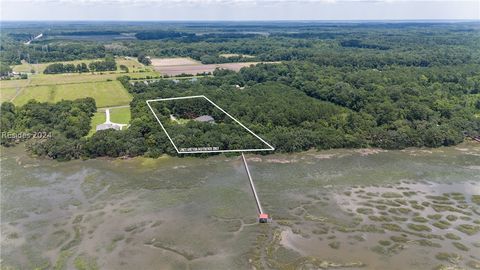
[96,123,122,131]
[194,115,214,123]
[259,213,270,223]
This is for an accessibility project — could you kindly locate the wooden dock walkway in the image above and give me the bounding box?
[241,153,264,214]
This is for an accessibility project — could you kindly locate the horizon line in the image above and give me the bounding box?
[2,19,479,23]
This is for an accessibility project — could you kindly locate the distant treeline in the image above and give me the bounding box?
[340,39,390,50]
[2,23,478,67]
[135,31,194,40]
[135,31,260,41]
[43,57,116,74]
[271,32,339,39]
[51,31,122,36]
[7,33,36,41]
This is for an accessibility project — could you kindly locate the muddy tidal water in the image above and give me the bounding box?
[1,144,480,270]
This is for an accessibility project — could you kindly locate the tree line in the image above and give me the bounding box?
[43,57,117,74]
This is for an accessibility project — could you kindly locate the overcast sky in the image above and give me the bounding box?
[1,0,479,21]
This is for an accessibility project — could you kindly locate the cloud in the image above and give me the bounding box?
[2,0,477,20]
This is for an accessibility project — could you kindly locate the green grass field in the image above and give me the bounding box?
[0,88,18,103]
[2,58,161,114]
[21,71,158,87]
[0,79,30,89]
[12,81,132,107]
[116,58,152,73]
[110,107,131,124]
[88,112,107,137]
[29,73,119,86]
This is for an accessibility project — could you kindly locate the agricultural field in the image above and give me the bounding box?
[0,88,18,103]
[151,57,267,76]
[150,57,200,66]
[11,81,132,108]
[27,71,159,86]
[0,79,30,89]
[1,58,157,109]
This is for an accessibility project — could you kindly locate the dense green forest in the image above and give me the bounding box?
[1,22,479,159]
[1,98,96,160]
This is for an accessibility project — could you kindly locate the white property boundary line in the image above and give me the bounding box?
[146,95,275,154]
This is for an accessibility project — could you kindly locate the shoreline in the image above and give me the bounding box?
[1,140,478,164]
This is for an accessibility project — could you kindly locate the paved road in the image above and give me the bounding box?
[97,105,130,111]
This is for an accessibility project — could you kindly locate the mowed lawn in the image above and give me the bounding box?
[0,88,18,103]
[88,107,130,136]
[110,107,131,124]
[88,112,106,137]
[12,81,132,108]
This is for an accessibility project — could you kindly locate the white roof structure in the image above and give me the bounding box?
[194,115,214,122]
[96,123,121,131]
[95,108,128,131]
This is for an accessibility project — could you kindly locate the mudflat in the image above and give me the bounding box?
[1,143,479,269]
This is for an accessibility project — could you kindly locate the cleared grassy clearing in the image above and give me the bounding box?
[219,53,255,58]
[171,118,190,125]
[12,81,132,107]
[88,112,106,137]
[116,58,150,73]
[110,107,131,124]
[0,88,18,103]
